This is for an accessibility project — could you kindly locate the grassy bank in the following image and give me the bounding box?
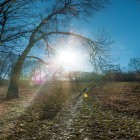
[92,82,140,116]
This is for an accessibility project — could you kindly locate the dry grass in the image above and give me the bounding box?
[0,86,37,139]
[0,81,140,139]
[32,81,92,120]
[0,81,91,139]
[92,82,140,115]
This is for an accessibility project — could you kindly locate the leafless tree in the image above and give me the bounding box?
[0,0,42,83]
[128,58,140,73]
[89,29,113,71]
[0,0,35,49]
[6,0,111,99]
[0,53,18,79]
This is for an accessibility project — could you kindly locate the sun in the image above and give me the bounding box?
[53,37,90,72]
[57,49,77,65]
[56,48,80,71]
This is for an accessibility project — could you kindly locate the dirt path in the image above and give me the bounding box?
[51,93,84,139]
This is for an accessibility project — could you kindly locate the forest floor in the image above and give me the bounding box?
[0,82,140,139]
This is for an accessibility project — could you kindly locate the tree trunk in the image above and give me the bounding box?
[6,41,34,99]
[6,55,25,99]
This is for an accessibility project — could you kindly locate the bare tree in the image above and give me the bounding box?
[6,0,111,99]
[128,58,140,73]
[0,0,37,82]
[0,0,35,48]
[0,53,18,79]
[90,29,112,71]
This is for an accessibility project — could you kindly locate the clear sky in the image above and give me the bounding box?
[32,0,140,72]
[72,0,140,68]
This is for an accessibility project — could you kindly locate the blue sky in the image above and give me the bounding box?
[31,0,140,72]
[73,0,140,68]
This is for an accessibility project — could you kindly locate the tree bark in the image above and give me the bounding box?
[6,41,34,99]
[6,58,23,99]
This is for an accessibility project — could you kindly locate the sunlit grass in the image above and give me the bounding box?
[0,80,91,139]
[93,82,140,114]
[1,81,140,139]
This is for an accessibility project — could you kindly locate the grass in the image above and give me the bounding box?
[0,86,37,139]
[69,91,140,139]
[0,81,140,139]
[93,82,140,115]
[0,81,91,139]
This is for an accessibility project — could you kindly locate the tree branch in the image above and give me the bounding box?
[26,56,49,65]
[45,31,96,46]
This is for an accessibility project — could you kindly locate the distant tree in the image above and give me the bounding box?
[6,0,111,99]
[128,58,140,73]
[0,53,18,79]
[128,58,140,81]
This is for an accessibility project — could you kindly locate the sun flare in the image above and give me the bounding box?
[55,47,84,71]
[51,37,91,72]
[57,49,77,66]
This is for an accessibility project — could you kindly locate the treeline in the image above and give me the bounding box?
[67,57,140,82]
[0,57,140,86]
[102,70,140,82]
[67,70,140,83]
[102,57,140,82]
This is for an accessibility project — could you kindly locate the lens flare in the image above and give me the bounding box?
[84,94,88,98]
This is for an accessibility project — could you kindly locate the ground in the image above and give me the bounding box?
[0,82,140,139]
[0,87,37,138]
